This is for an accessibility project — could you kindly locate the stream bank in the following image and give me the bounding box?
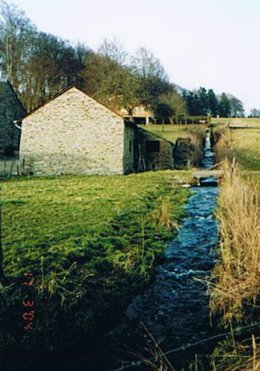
[95,130,221,370]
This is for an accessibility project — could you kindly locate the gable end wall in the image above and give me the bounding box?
[19,88,125,175]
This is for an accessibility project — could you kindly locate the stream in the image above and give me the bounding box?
[103,131,220,370]
[2,132,221,371]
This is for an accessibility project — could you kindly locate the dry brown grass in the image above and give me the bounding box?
[186,127,205,167]
[209,159,260,324]
[213,128,233,164]
[211,335,260,371]
[152,196,179,230]
[132,322,175,371]
[211,117,260,128]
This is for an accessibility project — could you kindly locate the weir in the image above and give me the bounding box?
[103,129,220,371]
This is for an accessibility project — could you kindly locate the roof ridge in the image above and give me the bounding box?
[17,85,136,128]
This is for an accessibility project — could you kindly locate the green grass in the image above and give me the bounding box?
[0,170,190,356]
[213,127,260,180]
[140,124,206,143]
[230,129,260,172]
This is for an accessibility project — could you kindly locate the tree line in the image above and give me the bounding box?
[182,88,245,118]
[0,0,245,121]
[249,108,260,118]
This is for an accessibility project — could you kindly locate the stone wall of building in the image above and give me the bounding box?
[0,81,25,156]
[123,123,135,174]
[19,87,127,176]
[137,128,174,171]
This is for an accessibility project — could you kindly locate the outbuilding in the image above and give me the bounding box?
[19,86,173,176]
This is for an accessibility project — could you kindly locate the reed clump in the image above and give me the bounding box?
[210,159,260,324]
[152,196,179,230]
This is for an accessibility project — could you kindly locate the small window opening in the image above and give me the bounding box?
[145,140,160,153]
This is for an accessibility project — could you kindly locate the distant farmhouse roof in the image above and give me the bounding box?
[119,104,154,125]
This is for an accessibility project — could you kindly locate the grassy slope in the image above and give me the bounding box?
[231,128,260,173]
[140,125,189,143]
[139,124,206,143]
[212,117,260,127]
[1,171,190,355]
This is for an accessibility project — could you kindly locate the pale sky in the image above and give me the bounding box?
[12,0,260,113]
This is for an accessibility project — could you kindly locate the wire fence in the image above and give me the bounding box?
[111,321,260,371]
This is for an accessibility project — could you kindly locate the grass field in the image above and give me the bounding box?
[230,128,260,172]
[212,117,260,127]
[139,123,206,143]
[0,170,190,357]
[2,171,190,277]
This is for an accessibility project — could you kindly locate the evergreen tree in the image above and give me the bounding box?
[218,93,231,117]
[207,89,219,116]
[197,87,208,115]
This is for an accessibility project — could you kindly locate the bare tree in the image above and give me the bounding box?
[130,46,168,80]
[82,50,141,113]
[0,0,35,88]
[98,38,128,65]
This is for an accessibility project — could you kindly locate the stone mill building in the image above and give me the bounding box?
[18,86,174,176]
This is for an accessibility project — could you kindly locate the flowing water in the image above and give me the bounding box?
[3,132,220,371]
[103,132,220,370]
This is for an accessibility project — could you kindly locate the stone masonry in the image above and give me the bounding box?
[136,128,174,171]
[19,86,174,176]
[123,123,135,174]
[19,87,135,176]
